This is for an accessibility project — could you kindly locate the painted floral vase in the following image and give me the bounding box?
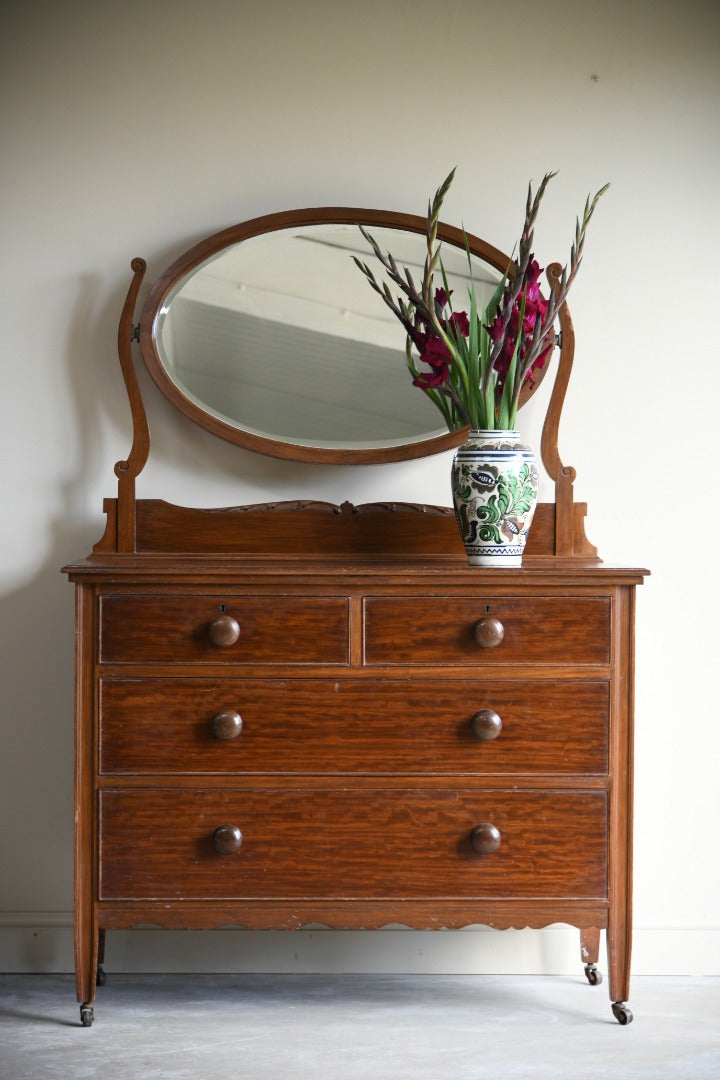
[451,429,539,567]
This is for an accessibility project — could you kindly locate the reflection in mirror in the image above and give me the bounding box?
[155,224,503,450]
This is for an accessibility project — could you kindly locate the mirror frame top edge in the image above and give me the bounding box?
[138,206,514,465]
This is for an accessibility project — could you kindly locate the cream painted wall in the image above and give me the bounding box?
[2,0,719,975]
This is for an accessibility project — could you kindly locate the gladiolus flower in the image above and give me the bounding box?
[413,332,452,388]
[449,311,470,337]
[356,167,608,432]
[413,367,449,389]
[486,253,552,392]
[422,335,452,364]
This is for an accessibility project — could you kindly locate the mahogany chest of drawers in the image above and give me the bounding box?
[65,502,645,1026]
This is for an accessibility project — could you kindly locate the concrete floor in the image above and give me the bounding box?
[1,974,718,1079]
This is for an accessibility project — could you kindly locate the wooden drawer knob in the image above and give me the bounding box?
[473,616,504,648]
[470,822,502,854]
[471,709,503,741]
[211,710,243,740]
[213,824,243,854]
[207,614,241,647]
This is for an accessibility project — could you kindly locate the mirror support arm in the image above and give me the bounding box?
[540,262,597,559]
[113,258,149,552]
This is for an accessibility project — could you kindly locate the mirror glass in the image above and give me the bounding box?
[149,221,505,457]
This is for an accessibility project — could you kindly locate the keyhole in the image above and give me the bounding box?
[220,603,226,613]
[485,604,491,614]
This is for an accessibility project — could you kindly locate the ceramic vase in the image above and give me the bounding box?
[451,429,539,567]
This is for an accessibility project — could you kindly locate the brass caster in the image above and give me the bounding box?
[611,1001,633,1025]
[584,963,602,986]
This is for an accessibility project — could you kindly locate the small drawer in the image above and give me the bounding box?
[98,677,609,775]
[363,596,611,665]
[99,788,608,901]
[98,595,349,665]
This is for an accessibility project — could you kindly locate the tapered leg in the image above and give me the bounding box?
[74,583,98,1027]
[96,928,107,986]
[608,911,630,1010]
[607,816,633,1014]
[74,902,98,1026]
[580,927,600,965]
[580,927,602,985]
[605,585,635,1025]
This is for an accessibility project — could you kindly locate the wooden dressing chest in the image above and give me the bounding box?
[64,213,646,1026]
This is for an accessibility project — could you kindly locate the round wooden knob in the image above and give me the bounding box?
[470,822,502,854]
[213,824,243,854]
[471,709,503,741]
[207,614,240,647]
[473,617,504,648]
[211,710,243,740]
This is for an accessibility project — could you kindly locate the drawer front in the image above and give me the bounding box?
[363,596,611,665]
[99,789,607,901]
[99,595,349,665]
[99,678,609,775]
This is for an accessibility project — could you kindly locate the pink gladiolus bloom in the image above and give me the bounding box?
[449,311,470,337]
[413,332,452,388]
[486,312,504,343]
[422,335,452,364]
[486,253,551,392]
[526,257,542,289]
[413,367,449,389]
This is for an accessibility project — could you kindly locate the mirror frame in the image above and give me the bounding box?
[138,207,550,465]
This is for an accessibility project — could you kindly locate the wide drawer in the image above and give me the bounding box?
[99,677,609,775]
[99,595,349,665]
[363,596,611,665]
[99,788,607,901]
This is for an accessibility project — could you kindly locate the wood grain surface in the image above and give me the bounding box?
[99,594,349,664]
[99,787,608,901]
[363,596,610,665]
[99,677,609,775]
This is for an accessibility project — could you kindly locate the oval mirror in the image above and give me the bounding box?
[139,208,550,464]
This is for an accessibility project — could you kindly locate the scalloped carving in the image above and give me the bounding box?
[124,498,467,557]
[192,499,456,517]
[99,906,610,934]
[344,501,455,517]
